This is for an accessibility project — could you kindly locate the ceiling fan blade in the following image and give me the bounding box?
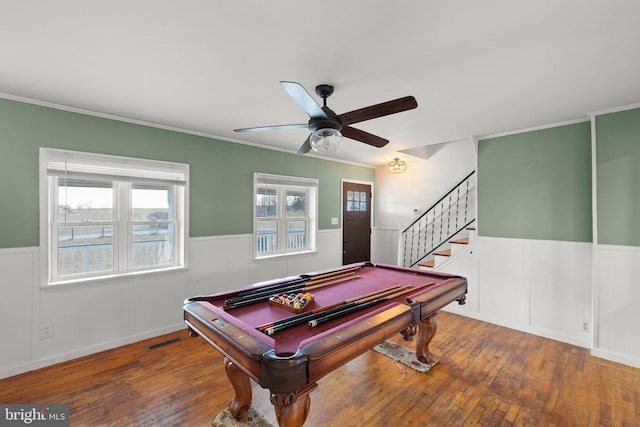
[341,126,389,148]
[338,96,417,126]
[280,81,327,119]
[296,135,313,155]
[234,123,307,133]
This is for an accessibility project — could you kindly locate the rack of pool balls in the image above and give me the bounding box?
[268,292,314,313]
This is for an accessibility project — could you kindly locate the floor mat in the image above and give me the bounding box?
[372,341,438,373]
[212,407,274,427]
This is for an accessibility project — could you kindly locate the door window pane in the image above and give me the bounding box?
[346,190,367,212]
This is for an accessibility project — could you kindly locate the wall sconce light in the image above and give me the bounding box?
[388,158,407,174]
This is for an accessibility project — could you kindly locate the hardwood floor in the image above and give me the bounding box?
[1,312,638,426]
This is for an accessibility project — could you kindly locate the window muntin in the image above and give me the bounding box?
[254,173,317,258]
[346,190,367,212]
[41,148,188,285]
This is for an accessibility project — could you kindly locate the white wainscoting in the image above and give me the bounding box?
[0,229,343,379]
[374,229,593,347]
[3,233,637,378]
[371,226,401,265]
[349,230,640,368]
[592,244,640,368]
[446,237,593,348]
[0,247,37,372]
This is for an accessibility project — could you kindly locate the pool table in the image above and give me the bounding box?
[183,262,467,427]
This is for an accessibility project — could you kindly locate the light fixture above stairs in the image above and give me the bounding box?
[388,158,407,174]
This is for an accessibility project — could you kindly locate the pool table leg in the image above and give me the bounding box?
[224,357,252,419]
[416,312,438,364]
[271,385,316,427]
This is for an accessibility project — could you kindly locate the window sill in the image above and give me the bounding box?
[41,266,188,290]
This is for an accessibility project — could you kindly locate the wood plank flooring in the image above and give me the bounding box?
[1,312,639,426]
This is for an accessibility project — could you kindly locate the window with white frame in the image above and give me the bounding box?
[40,148,188,284]
[254,173,317,258]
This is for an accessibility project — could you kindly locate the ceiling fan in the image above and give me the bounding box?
[234,81,418,155]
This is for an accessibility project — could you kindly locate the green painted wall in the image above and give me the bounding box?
[0,97,374,249]
[596,108,640,246]
[477,122,592,242]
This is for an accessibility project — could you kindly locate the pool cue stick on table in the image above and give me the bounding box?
[225,270,358,305]
[223,274,361,310]
[233,265,362,299]
[259,285,409,335]
[308,282,435,328]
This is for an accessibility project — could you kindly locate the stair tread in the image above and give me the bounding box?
[433,249,452,257]
[419,259,435,268]
[450,237,470,244]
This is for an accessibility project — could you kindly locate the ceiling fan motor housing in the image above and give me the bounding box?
[309,110,342,132]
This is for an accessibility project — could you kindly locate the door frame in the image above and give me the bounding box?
[341,178,375,263]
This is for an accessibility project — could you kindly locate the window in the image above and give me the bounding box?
[40,148,188,284]
[254,173,317,258]
[346,190,368,211]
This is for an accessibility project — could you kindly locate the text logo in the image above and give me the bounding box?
[1,405,69,426]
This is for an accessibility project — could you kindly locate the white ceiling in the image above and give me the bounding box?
[2,1,639,166]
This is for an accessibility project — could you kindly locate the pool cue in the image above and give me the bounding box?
[261,285,412,335]
[234,277,307,298]
[300,264,362,281]
[189,276,307,304]
[263,285,415,335]
[308,282,435,328]
[227,270,359,305]
[256,285,405,333]
[191,276,308,304]
[223,274,361,310]
[224,273,360,305]
[234,265,362,299]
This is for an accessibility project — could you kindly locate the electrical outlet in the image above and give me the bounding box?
[41,322,54,339]
[581,321,589,332]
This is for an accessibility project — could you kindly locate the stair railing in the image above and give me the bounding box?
[400,171,476,268]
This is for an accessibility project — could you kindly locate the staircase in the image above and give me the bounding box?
[416,226,475,270]
[399,171,476,270]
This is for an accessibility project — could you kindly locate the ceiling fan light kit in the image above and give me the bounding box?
[234,81,417,155]
[310,128,343,153]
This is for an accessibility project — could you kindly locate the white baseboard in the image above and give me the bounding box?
[590,348,640,369]
[443,306,590,349]
[0,323,185,379]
